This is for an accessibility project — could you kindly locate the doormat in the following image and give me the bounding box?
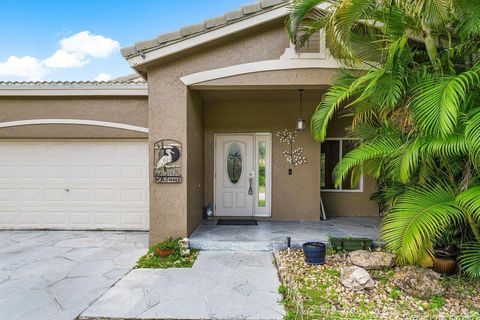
[217,219,258,226]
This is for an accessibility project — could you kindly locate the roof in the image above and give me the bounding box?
[0,78,148,96]
[0,79,146,87]
[121,0,289,59]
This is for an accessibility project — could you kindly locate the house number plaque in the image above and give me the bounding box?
[153,139,182,183]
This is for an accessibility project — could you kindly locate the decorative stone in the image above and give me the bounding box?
[179,238,190,257]
[392,266,445,299]
[349,250,396,269]
[340,266,375,291]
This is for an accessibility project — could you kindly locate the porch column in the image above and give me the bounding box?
[148,71,204,246]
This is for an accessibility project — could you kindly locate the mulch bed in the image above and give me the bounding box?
[275,249,480,319]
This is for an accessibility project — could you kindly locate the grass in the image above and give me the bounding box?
[135,238,199,269]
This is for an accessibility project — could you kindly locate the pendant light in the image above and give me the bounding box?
[296,89,306,131]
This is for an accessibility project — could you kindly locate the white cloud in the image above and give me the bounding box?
[94,73,112,81]
[59,31,119,58]
[43,49,89,68]
[0,55,47,80]
[0,31,120,80]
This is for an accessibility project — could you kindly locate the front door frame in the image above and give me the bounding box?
[214,132,272,217]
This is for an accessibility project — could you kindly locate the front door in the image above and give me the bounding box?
[214,133,271,217]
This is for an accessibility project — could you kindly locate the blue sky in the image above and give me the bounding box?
[0,0,249,81]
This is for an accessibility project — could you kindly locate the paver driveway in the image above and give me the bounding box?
[0,231,148,320]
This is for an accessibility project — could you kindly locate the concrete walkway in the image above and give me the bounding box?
[0,231,148,320]
[81,251,285,320]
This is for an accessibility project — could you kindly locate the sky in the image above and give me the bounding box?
[0,0,249,81]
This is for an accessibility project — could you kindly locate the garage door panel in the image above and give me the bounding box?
[0,166,15,178]
[44,166,69,179]
[44,189,67,201]
[0,140,149,230]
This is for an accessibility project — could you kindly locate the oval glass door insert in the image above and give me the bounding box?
[227,143,242,184]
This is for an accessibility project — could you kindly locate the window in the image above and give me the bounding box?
[257,141,266,207]
[297,31,321,54]
[227,143,242,184]
[320,138,363,192]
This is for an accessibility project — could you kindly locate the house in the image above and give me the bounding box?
[0,0,378,245]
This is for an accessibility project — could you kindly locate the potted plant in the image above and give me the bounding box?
[433,226,461,275]
[154,238,177,257]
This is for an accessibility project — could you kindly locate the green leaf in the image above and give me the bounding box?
[381,183,461,264]
[410,66,480,137]
[458,241,480,279]
[333,133,404,187]
[456,186,480,224]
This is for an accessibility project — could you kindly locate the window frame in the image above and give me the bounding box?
[289,29,327,59]
[321,137,364,193]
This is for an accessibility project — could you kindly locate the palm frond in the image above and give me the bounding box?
[456,186,480,224]
[333,133,404,187]
[311,71,359,141]
[396,0,451,29]
[455,0,480,39]
[325,0,376,62]
[424,134,468,158]
[465,109,480,169]
[458,241,480,279]
[381,183,461,264]
[409,65,480,137]
[286,0,330,43]
[399,138,422,183]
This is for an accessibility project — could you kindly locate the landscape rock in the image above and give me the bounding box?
[340,266,375,291]
[392,266,445,299]
[349,250,396,269]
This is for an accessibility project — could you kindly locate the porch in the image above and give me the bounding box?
[189,217,381,251]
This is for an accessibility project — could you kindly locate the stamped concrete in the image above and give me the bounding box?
[81,251,285,320]
[0,231,148,320]
[190,217,381,251]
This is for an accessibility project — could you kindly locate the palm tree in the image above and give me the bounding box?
[287,0,480,278]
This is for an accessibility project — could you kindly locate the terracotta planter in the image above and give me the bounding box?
[155,248,174,257]
[433,249,457,275]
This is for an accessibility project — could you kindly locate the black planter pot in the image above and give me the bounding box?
[303,242,326,265]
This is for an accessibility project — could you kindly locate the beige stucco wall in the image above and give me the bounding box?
[186,90,205,235]
[146,19,291,244]
[0,96,148,139]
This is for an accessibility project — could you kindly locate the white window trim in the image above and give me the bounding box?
[321,137,364,193]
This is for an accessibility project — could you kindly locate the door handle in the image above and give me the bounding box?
[248,171,254,195]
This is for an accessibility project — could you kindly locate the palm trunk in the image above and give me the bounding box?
[422,22,438,63]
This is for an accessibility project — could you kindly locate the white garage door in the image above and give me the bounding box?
[0,140,149,230]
